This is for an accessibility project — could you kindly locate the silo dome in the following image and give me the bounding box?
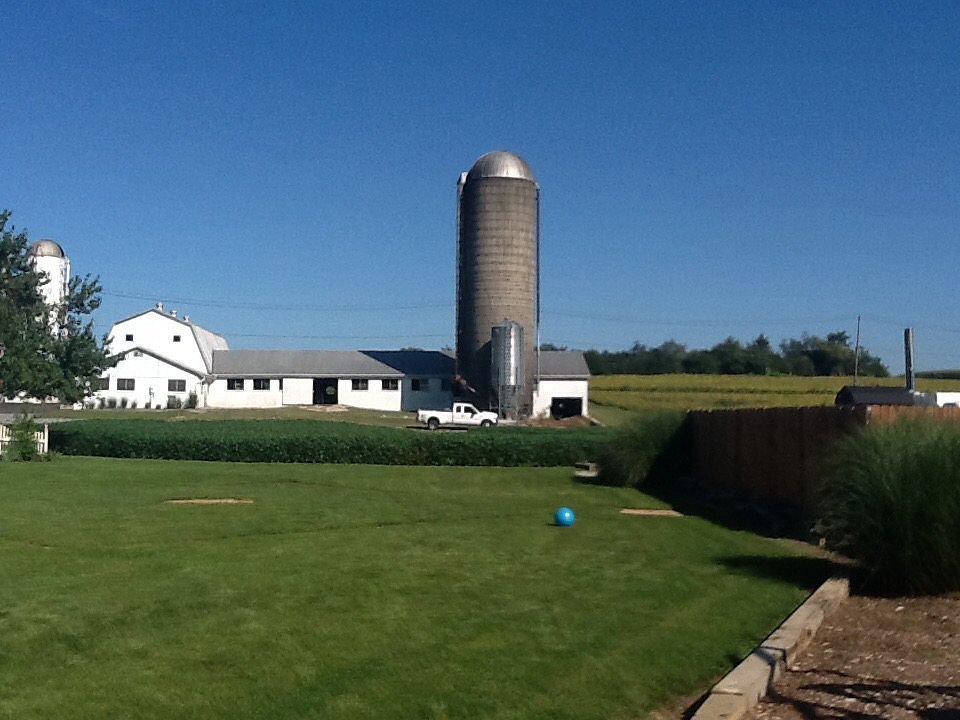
[29,239,66,258]
[466,151,537,183]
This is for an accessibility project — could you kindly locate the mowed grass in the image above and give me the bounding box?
[0,458,824,720]
[591,374,960,414]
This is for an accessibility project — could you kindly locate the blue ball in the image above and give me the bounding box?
[554,506,576,527]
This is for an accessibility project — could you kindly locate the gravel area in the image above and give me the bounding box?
[752,593,960,719]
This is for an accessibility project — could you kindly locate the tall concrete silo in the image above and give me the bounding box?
[456,151,539,415]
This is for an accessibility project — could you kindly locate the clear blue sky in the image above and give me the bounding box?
[3,1,958,372]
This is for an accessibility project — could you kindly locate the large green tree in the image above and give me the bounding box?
[0,210,110,403]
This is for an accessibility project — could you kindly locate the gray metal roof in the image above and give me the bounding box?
[539,351,590,379]
[212,350,404,378]
[191,323,230,374]
[362,350,455,376]
[29,239,65,258]
[466,151,537,183]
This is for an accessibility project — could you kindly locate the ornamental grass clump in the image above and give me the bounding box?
[596,411,691,488]
[819,419,960,596]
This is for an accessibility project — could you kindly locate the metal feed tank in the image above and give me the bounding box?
[456,151,539,415]
[490,320,524,419]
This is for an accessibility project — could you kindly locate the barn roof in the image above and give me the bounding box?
[539,351,590,379]
[212,350,403,378]
[835,385,933,406]
[210,348,589,380]
[362,350,455,376]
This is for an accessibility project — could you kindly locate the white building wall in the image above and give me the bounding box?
[97,353,203,409]
[337,379,403,411]
[935,392,960,407]
[207,379,283,408]
[532,379,589,418]
[108,311,209,375]
[401,377,451,412]
[282,378,314,405]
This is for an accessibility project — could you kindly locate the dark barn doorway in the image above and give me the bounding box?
[551,397,582,419]
[313,379,338,405]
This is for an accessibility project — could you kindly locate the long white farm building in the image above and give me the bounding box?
[95,305,590,417]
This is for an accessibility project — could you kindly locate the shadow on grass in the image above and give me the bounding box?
[714,554,846,591]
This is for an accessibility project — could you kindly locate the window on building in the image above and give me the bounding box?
[168,379,186,392]
[227,378,244,391]
[352,379,369,391]
[125,334,133,341]
[441,378,452,392]
[253,378,270,390]
[173,335,181,342]
[412,378,430,392]
[117,378,135,391]
[382,379,399,391]
[98,377,110,390]
[279,379,284,390]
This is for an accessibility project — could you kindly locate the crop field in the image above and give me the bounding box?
[0,458,828,719]
[590,374,960,414]
[45,405,417,428]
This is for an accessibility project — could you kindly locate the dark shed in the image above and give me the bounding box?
[835,385,934,407]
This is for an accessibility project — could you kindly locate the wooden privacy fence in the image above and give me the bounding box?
[689,405,960,516]
[0,423,50,456]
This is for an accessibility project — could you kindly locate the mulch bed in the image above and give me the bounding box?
[752,593,960,719]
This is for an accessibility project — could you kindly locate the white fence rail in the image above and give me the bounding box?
[0,424,49,456]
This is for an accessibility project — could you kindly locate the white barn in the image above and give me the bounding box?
[96,306,590,417]
[97,305,227,408]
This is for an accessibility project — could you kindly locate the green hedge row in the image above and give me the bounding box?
[49,419,610,467]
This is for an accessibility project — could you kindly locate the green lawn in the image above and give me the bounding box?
[0,458,827,719]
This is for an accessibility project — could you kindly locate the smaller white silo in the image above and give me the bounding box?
[28,239,71,330]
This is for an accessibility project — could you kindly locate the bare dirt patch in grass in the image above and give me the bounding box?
[752,593,960,719]
[619,508,684,517]
[164,498,254,505]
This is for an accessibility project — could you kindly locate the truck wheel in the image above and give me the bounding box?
[427,417,439,431]
[481,419,493,428]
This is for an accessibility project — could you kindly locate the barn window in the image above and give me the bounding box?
[125,334,133,341]
[382,379,398,391]
[253,378,270,390]
[412,378,430,392]
[173,335,181,342]
[227,378,244,391]
[168,379,186,392]
[117,378,135,391]
[352,379,369,391]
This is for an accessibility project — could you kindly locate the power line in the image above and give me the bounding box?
[101,290,452,313]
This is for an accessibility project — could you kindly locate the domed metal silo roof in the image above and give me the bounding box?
[466,151,537,183]
[29,239,66,258]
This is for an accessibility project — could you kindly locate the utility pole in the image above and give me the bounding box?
[904,328,915,392]
[853,315,861,386]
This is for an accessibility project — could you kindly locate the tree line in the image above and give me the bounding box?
[546,332,888,377]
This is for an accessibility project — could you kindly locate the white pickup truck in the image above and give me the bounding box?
[417,402,498,430]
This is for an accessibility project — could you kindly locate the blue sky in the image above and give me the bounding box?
[3,1,958,371]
